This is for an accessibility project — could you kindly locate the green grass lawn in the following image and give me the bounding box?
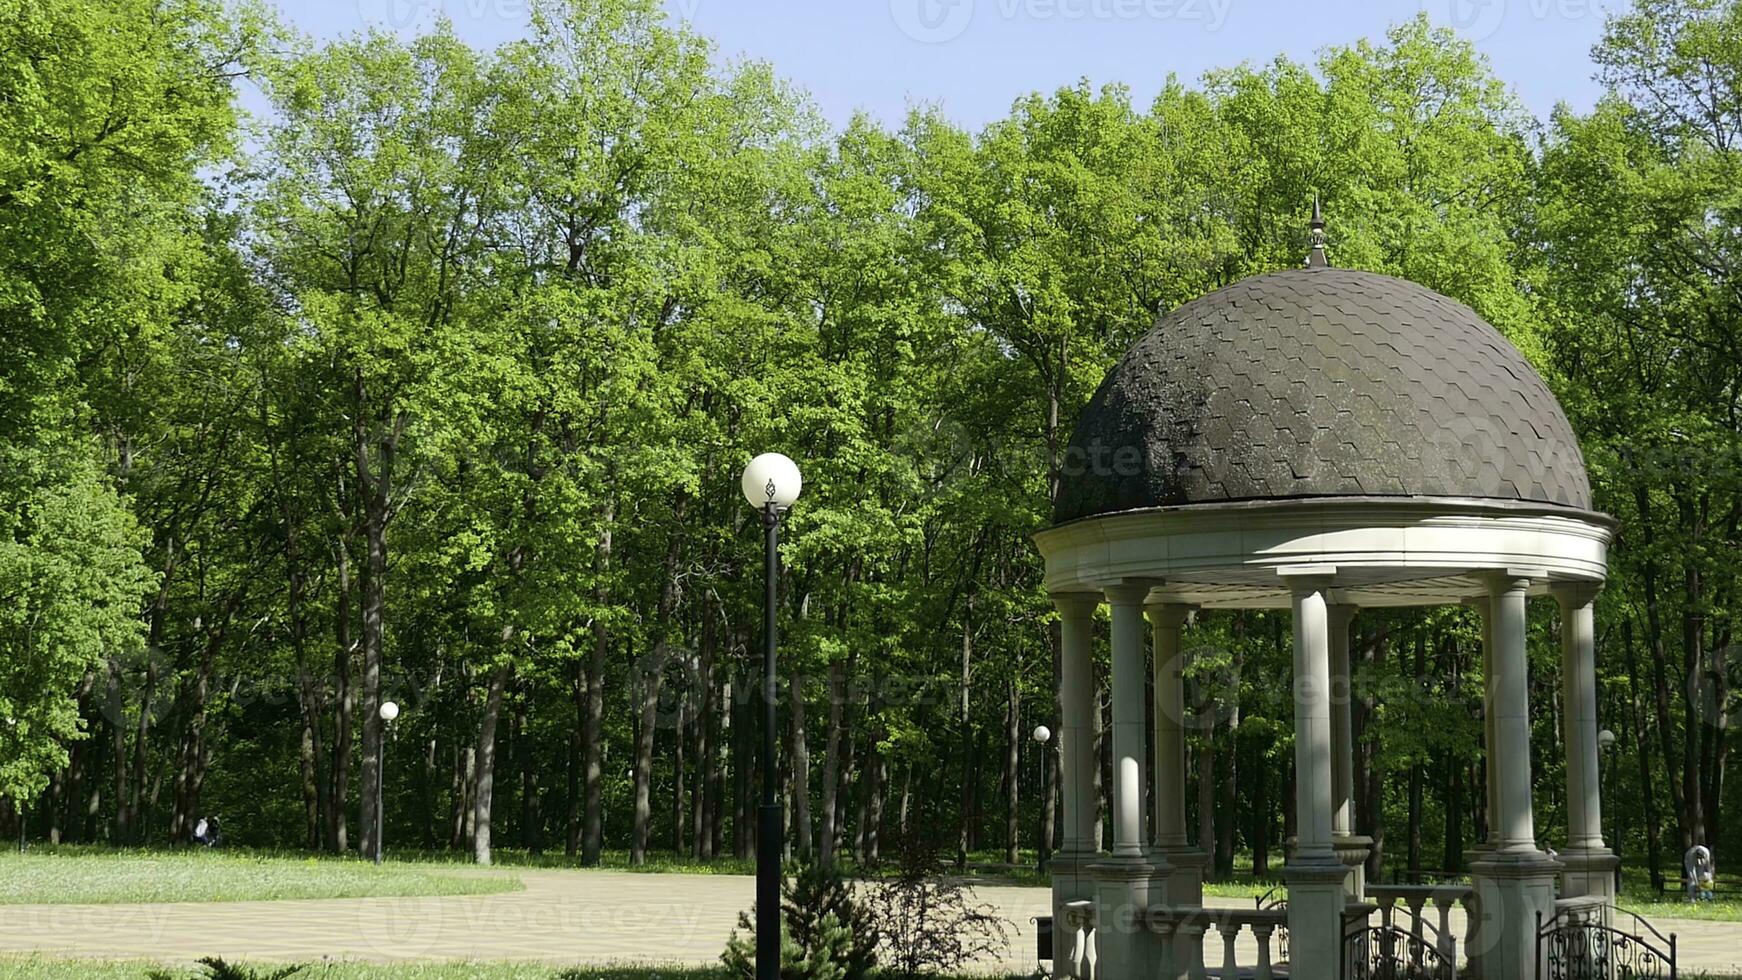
[0,848,523,905]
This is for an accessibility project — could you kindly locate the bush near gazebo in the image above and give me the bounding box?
[722,858,879,980]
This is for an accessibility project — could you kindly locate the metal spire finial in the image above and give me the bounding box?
[1306,196,1329,269]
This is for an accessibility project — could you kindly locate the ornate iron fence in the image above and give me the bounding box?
[1344,923,1453,980]
[1535,907,1677,980]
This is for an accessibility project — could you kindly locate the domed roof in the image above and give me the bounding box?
[1053,266,1592,525]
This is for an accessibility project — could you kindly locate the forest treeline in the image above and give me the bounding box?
[2,0,1739,886]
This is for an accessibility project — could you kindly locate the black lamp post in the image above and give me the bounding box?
[741,452,802,980]
[376,700,399,865]
[1032,724,1051,872]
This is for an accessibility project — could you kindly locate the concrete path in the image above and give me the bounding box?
[1,869,1740,975]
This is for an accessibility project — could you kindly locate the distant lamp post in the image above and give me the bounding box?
[741,452,801,980]
[1599,727,1619,891]
[376,701,400,865]
[1032,725,1052,872]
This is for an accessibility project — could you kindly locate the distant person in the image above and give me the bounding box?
[1684,844,1714,902]
[192,815,223,849]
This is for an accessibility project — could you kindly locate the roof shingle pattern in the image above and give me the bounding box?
[1053,267,1591,525]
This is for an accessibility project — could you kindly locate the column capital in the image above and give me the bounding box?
[1051,592,1100,618]
[1474,568,1537,595]
[1327,603,1358,629]
[1143,601,1193,629]
[1279,564,1337,593]
[1550,579,1604,609]
[1102,578,1159,605]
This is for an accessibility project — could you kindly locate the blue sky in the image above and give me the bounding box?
[305,0,1618,130]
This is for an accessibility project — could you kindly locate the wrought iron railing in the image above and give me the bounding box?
[1345,923,1453,980]
[1255,885,1290,962]
[1535,906,1677,980]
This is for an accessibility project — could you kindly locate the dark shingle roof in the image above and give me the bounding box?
[1053,267,1591,525]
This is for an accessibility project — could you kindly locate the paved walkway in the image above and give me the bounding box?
[1,869,1740,975]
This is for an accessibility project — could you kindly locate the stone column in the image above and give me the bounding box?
[1147,600,1205,906]
[1472,594,1498,844]
[1283,571,1346,980]
[1469,572,1559,980]
[1328,603,1370,900]
[1554,581,1617,900]
[1092,582,1159,979]
[1051,593,1100,977]
[1465,594,1498,979]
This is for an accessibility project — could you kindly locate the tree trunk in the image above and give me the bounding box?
[1679,493,1706,846]
[582,510,609,865]
[694,606,716,859]
[670,677,686,855]
[330,533,355,853]
[1358,624,1386,883]
[472,662,511,865]
[819,659,844,867]
[518,687,541,855]
[957,597,975,869]
[1635,485,1687,847]
[790,668,812,858]
[1443,751,1464,872]
[1407,631,1426,878]
[108,659,126,843]
[632,496,685,866]
[567,657,583,858]
[1625,616,1667,892]
[1005,675,1020,865]
[1252,738,1271,877]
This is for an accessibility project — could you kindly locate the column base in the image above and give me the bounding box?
[1285,859,1348,980]
[1091,856,1159,980]
[1050,849,1099,978]
[1149,843,1208,907]
[1470,849,1561,980]
[1334,833,1374,903]
[1558,846,1619,902]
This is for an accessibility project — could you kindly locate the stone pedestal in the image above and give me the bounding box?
[1091,857,1159,979]
[1050,850,1098,977]
[1150,845,1208,907]
[1470,850,1561,980]
[1559,846,1620,902]
[1285,861,1350,979]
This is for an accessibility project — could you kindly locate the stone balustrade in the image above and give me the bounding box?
[1145,905,1289,979]
[1366,882,1475,975]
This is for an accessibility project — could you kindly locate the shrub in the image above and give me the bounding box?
[721,858,878,980]
[144,959,306,980]
[868,827,1009,979]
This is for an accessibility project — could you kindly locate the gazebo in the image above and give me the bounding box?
[1034,213,1617,979]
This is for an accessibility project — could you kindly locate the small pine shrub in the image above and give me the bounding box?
[721,858,878,980]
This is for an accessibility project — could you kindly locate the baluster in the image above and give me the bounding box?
[1252,923,1276,980]
[1070,919,1087,979]
[1407,895,1427,971]
[1462,891,1479,969]
[1083,919,1098,980]
[1435,894,1455,975]
[1217,918,1239,977]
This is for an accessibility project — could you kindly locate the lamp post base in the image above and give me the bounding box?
[756,802,783,979]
